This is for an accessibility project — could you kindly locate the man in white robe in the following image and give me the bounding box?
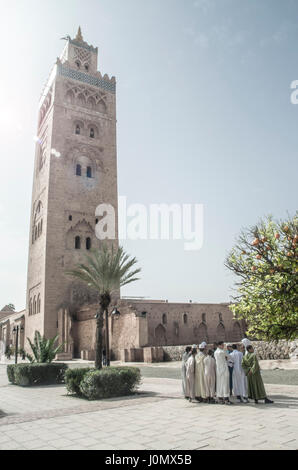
[204,350,216,403]
[230,344,248,403]
[195,344,207,401]
[185,347,197,402]
[214,342,232,405]
[182,347,191,398]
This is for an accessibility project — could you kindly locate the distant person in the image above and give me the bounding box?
[195,344,207,402]
[214,342,232,405]
[185,346,197,403]
[182,347,191,399]
[204,350,216,403]
[230,344,248,403]
[227,344,234,396]
[102,349,107,366]
[242,346,274,405]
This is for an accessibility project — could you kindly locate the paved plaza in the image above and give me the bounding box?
[0,362,297,450]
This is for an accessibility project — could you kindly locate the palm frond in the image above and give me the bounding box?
[27,332,64,363]
[66,243,141,297]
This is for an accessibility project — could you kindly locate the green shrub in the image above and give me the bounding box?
[5,346,14,359]
[7,363,68,387]
[79,367,141,401]
[65,368,93,396]
[7,365,15,384]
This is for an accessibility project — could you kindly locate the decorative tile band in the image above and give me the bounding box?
[57,64,116,94]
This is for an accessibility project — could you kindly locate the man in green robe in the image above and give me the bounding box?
[242,346,274,404]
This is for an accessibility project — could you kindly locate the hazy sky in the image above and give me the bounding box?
[0,0,297,310]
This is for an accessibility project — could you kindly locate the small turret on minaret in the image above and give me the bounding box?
[59,27,99,72]
[75,26,84,42]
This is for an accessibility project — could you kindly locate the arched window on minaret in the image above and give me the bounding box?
[33,296,37,315]
[37,295,41,314]
[77,93,86,107]
[86,237,91,250]
[75,60,81,69]
[86,166,92,178]
[98,100,107,114]
[66,90,75,105]
[29,298,33,316]
[76,164,82,176]
[87,97,96,110]
[75,236,81,250]
[88,124,98,139]
[75,124,81,135]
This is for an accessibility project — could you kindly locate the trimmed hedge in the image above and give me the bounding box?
[66,366,141,400]
[65,367,93,396]
[7,363,68,387]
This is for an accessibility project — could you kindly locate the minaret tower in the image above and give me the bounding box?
[26,29,118,349]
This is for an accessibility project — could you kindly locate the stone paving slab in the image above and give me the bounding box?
[1,365,298,450]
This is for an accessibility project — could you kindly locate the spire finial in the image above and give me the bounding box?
[76,26,83,42]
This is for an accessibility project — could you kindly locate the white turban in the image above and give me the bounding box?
[241,338,251,347]
[199,342,207,349]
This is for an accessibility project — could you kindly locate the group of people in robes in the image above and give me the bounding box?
[182,339,274,405]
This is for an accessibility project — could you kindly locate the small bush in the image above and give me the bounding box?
[79,367,141,401]
[65,368,93,396]
[7,365,15,384]
[7,363,68,387]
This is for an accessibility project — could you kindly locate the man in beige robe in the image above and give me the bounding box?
[182,347,191,398]
[204,350,216,403]
[195,344,207,402]
[185,346,197,403]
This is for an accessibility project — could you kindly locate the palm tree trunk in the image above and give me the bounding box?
[105,309,110,367]
[95,308,104,370]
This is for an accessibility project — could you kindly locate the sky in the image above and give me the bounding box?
[0,0,297,311]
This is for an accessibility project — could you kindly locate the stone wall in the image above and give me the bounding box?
[162,339,298,362]
[251,339,298,361]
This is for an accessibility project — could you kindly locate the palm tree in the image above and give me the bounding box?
[66,244,141,369]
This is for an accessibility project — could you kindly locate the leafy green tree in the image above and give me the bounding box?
[66,244,141,369]
[225,214,298,341]
[26,331,64,363]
